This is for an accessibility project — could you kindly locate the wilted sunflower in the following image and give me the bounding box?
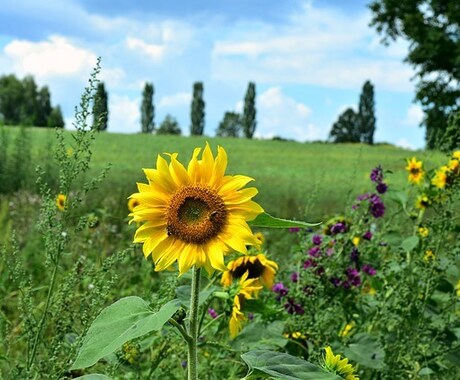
[229,271,262,338]
[56,194,67,211]
[405,157,424,184]
[323,346,359,380]
[221,253,278,289]
[129,143,263,275]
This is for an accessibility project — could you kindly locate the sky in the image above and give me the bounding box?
[0,0,427,149]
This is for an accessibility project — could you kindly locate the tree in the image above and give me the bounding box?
[216,112,242,137]
[35,86,52,127]
[358,80,376,144]
[48,106,65,128]
[329,108,360,143]
[0,74,23,125]
[93,82,108,131]
[369,0,460,149]
[190,82,205,135]
[20,75,38,125]
[441,108,460,152]
[141,82,155,133]
[242,82,256,138]
[157,114,181,135]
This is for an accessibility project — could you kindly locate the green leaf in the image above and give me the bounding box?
[175,285,217,307]
[401,236,419,252]
[344,333,385,369]
[231,321,287,351]
[71,297,180,370]
[241,350,341,379]
[73,375,113,380]
[249,213,321,229]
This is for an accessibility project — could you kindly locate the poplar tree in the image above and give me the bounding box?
[93,82,108,131]
[190,82,205,135]
[141,82,155,133]
[242,82,256,138]
[35,86,52,127]
[358,80,376,144]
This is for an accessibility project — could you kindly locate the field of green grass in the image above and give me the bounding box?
[3,126,445,220]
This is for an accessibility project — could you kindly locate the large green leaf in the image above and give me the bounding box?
[71,297,180,370]
[249,213,321,229]
[241,350,341,379]
[401,236,419,252]
[231,321,287,351]
[344,333,385,369]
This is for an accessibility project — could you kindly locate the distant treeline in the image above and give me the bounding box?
[0,74,64,128]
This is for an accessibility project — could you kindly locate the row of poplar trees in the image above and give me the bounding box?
[139,81,257,138]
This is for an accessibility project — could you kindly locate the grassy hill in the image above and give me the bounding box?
[1,126,445,220]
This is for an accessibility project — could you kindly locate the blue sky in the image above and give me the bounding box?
[0,0,426,149]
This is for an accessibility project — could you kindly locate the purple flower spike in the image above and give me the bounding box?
[284,298,305,315]
[289,227,300,233]
[303,259,317,269]
[272,282,288,301]
[362,264,377,276]
[208,308,218,319]
[291,272,299,283]
[350,247,360,263]
[312,234,322,245]
[369,194,385,218]
[376,182,388,194]
[331,222,346,235]
[370,165,384,183]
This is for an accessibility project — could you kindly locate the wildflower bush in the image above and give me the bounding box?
[0,62,459,380]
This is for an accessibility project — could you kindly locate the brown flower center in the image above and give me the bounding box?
[232,258,265,279]
[166,186,227,244]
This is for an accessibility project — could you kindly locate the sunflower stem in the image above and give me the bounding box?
[187,266,201,380]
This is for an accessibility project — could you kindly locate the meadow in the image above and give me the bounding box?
[1,100,459,379]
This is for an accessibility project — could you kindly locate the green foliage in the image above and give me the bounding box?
[35,86,52,127]
[190,82,205,136]
[369,0,460,149]
[140,82,155,133]
[242,82,257,139]
[157,114,181,135]
[93,82,108,131]
[358,80,376,144]
[47,105,65,128]
[441,108,460,152]
[329,108,359,143]
[216,111,242,137]
[249,213,319,229]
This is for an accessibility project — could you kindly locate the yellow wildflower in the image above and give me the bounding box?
[323,346,359,380]
[405,157,424,184]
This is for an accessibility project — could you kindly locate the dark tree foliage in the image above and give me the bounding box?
[0,74,24,125]
[369,0,460,149]
[157,114,182,135]
[216,112,242,137]
[329,108,360,143]
[141,82,155,133]
[358,80,376,144]
[93,82,108,131]
[35,86,52,127]
[48,106,65,128]
[441,108,460,151]
[190,82,205,135]
[242,82,256,138]
[20,75,38,125]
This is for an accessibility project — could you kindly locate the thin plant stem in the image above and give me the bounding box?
[187,266,201,380]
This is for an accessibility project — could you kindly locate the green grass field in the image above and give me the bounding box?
[2,126,445,220]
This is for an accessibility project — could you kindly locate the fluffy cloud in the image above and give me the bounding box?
[3,35,97,79]
[158,92,191,108]
[126,37,164,62]
[108,94,140,133]
[403,104,425,127]
[256,86,322,141]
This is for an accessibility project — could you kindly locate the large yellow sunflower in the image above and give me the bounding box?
[405,157,424,184]
[221,253,278,289]
[129,143,264,275]
[229,271,262,338]
[323,346,359,380]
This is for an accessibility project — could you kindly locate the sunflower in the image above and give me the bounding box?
[418,226,429,238]
[221,253,278,289]
[129,143,263,276]
[339,322,355,338]
[452,151,460,161]
[127,197,140,212]
[229,271,262,338]
[415,194,430,209]
[56,194,67,211]
[431,166,448,189]
[323,346,359,380]
[405,157,424,184]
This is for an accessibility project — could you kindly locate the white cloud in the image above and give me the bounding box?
[3,35,97,79]
[108,95,140,133]
[256,86,321,141]
[403,104,424,127]
[158,92,191,108]
[126,37,164,61]
[395,138,416,150]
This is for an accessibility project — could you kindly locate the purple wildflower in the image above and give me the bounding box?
[331,222,346,235]
[330,277,341,287]
[370,165,384,183]
[289,227,300,233]
[208,308,218,319]
[369,194,385,218]
[346,267,362,287]
[284,298,305,315]
[312,234,322,245]
[291,272,299,283]
[272,282,288,301]
[357,193,370,201]
[350,247,360,263]
[362,264,377,276]
[376,182,388,194]
[308,246,321,257]
[363,230,373,240]
[315,266,325,276]
[303,259,317,269]
[342,280,351,289]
